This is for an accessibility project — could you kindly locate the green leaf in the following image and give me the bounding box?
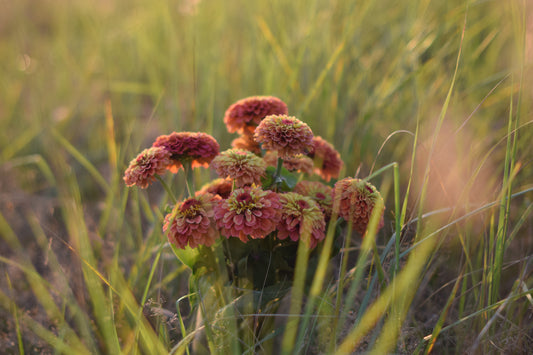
[261,166,276,189]
[279,167,298,191]
[170,243,201,270]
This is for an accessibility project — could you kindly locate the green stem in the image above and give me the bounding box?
[156,175,177,204]
[273,157,284,191]
[183,162,194,198]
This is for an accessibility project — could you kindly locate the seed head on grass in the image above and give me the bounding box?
[163,193,221,249]
[152,131,220,173]
[210,149,266,187]
[214,186,281,242]
[277,192,326,248]
[263,151,314,175]
[333,178,384,235]
[224,95,288,134]
[307,136,343,181]
[254,115,314,158]
[123,147,171,188]
[294,180,333,220]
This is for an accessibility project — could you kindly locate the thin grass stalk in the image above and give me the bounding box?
[175,294,194,355]
[415,6,467,248]
[423,267,465,354]
[51,128,111,194]
[156,175,178,204]
[336,198,385,348]
[281,235,312,354]
[490,79,516,307]
[0,287,91,355]
[5,273,24,355]
[0,255,90,353]
[420,287,533,349]
[355,233,399,329]
[399,186,531,259]
[26,212,98,353]
[392,163,401,274]
[0,213,92,352]
[133,244,164,351]
[330,221,353,346]
[335,220,434,354]
[295,214,340,349]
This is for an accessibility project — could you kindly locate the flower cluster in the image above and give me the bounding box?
[211,149,266,187]
[124,95,384,251]
[277,193,326,248]
[214,186,282,242]
[254,115,314,158]
[123,147,171,188]
[164,193,221,249]
[153,131,220,172]
[333,177,385,235]
[224,96,288,134]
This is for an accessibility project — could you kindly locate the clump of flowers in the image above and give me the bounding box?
[153,131,219,173]
[164,193,221,249]
[307,136,344,181]
[214,186,281,242]
[277,192,326,248]
[224,96,288,134]
[210,149,266,187]
[123,147,171,188]
[333,177,385,235]
[254,115,314,158]
[123,95,388,352]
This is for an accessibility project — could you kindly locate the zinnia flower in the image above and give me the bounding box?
[214,186,281,242]
[123,147,171,188]
[224,96,288,134]
[333,178,384,235]
[294,181,333,219]
[197,178,233,199]
[152,132,220,173]
[163,193,221,249]
[307,136,343,181]
[231,133,262,155]
[277,193,326,248]
[263,151,314,175]
[254,115,314,158]
[210,149,266,187]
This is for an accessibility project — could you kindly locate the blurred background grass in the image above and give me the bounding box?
[1,0,532,353]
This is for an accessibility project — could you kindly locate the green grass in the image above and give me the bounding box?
[1,0,532,353]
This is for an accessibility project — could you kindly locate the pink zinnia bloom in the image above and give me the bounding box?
[197,178,233,199]
[231,133,262,155]
[254,115,314,158]
[163,193,221,249]
[224,96,288,134]
[214,186,281,242]
[307,136,343,182]
[294,181,333,220]
[123,147,171,188]
[277,193,326,248]
[210,149,266,188]
[263,151,314,175]
[152,132,220,173]
[333,178,384,236]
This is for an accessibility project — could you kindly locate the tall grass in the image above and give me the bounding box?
[1,0,532,353]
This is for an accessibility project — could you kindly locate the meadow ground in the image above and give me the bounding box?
[0,0,532,353]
